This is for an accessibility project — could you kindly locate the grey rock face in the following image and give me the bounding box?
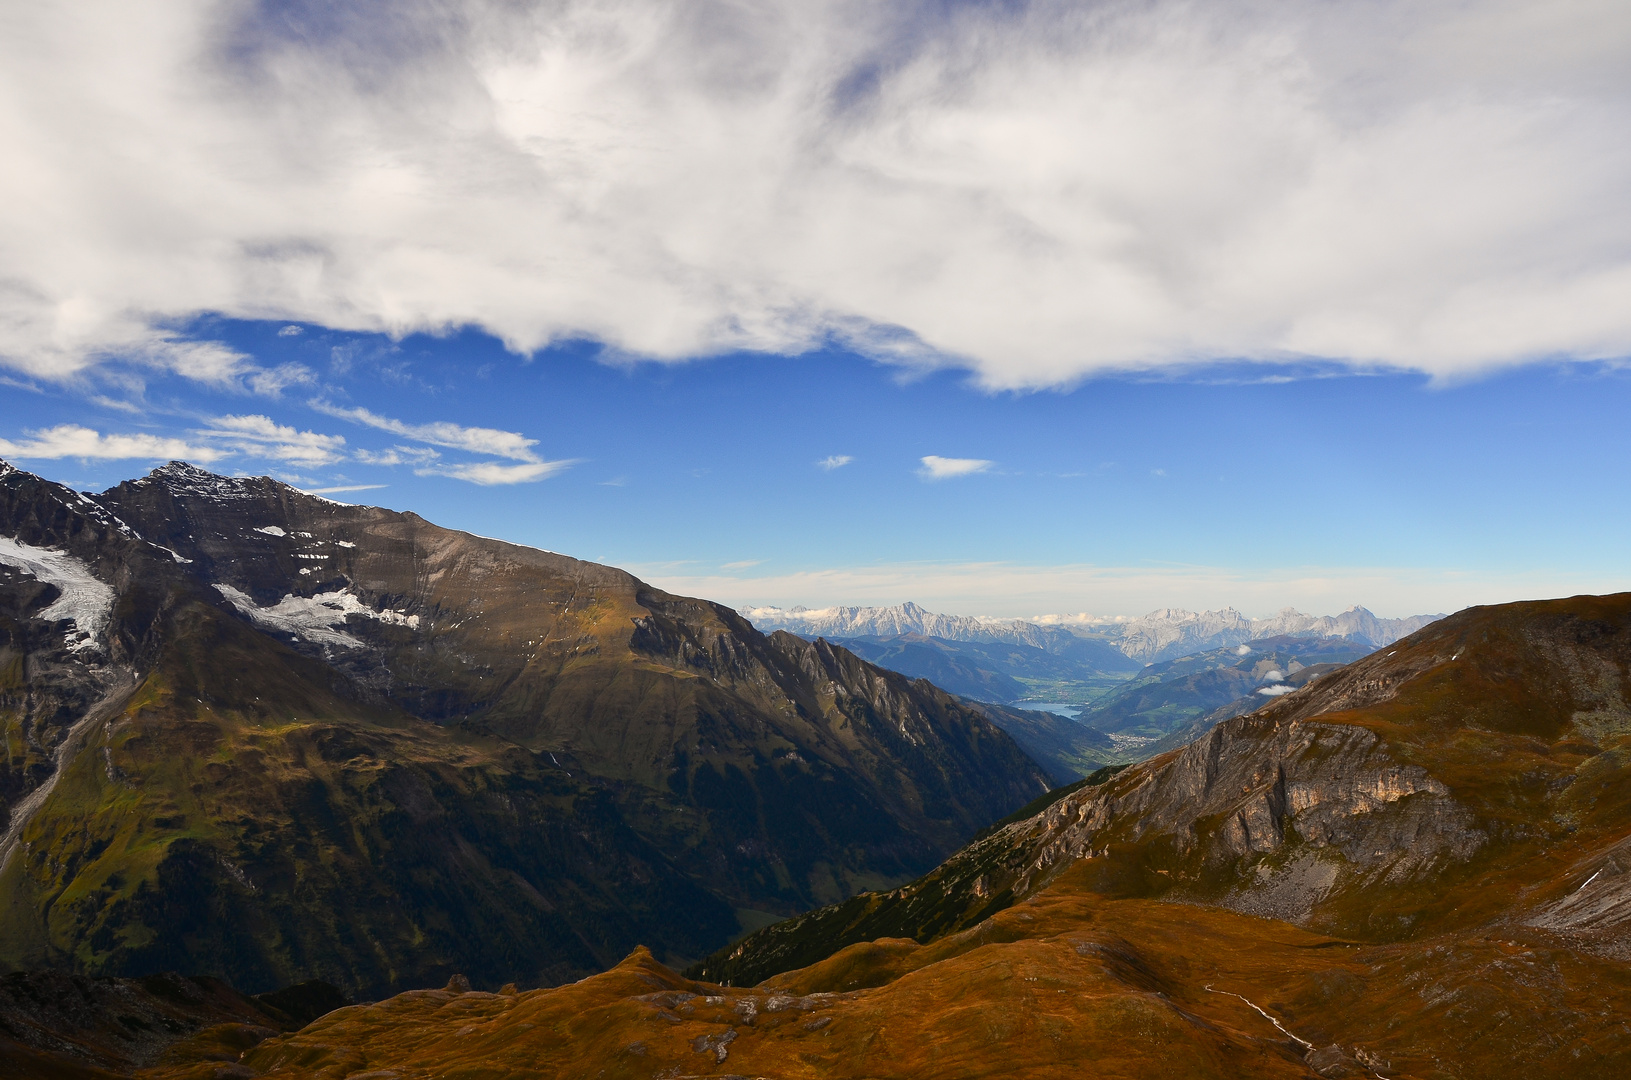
[986,711,1480,911]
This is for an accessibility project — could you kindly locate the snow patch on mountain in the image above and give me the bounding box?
[0,536,116,652]
[214,584,420,647]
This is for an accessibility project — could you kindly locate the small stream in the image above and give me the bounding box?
[0,668,137,874]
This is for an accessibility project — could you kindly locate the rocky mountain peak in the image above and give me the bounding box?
[137,460,269,500]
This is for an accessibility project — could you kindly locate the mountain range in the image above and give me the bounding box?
[5,459,1629,1079]
[0,460,1047,999]
[744,600,1443,664]
[24,591,1625,1078]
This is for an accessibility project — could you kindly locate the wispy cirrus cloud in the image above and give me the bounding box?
[0,405,576,486]
[919,455,993,480]
[314,401,577,484]
[353,445,441,467]
[195,414,347,466]
[304,483,386,495]
[0,424,224,462]
[818,455,853,470]
[138,339,313,397]
[313,402,542,461]
[416,460,577,485]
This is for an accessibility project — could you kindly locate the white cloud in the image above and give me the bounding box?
[0,424,224,462]
[353,445,441,467]
[311,402,573,483]
[314,402,542,461]
[818,455,853,470]
[246,363,316,396]
[113,336,311,396]
[919,455,992,480]
[416,460,577,485]
[1,2,1630,388]
[196,414,347,466]
[278,325,303,337]
[305,483,385,495]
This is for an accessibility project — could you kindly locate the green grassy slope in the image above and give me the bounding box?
[1,462,1052,995]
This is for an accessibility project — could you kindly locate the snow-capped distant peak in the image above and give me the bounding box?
[742,598,1445,664]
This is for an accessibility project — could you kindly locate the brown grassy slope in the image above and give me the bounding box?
[143,869,1631,1079]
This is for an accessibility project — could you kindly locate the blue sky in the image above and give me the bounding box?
[2,1,1629,618]
[4,318,1628,618]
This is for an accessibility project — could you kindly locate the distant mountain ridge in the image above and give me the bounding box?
[739,601,1074,651]
[1113,604,1444,662]
[742,600,1444,664]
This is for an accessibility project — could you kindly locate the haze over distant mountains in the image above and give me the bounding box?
[741,600,1444,664]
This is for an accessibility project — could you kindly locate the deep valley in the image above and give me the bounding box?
[2,461,1628,1079]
